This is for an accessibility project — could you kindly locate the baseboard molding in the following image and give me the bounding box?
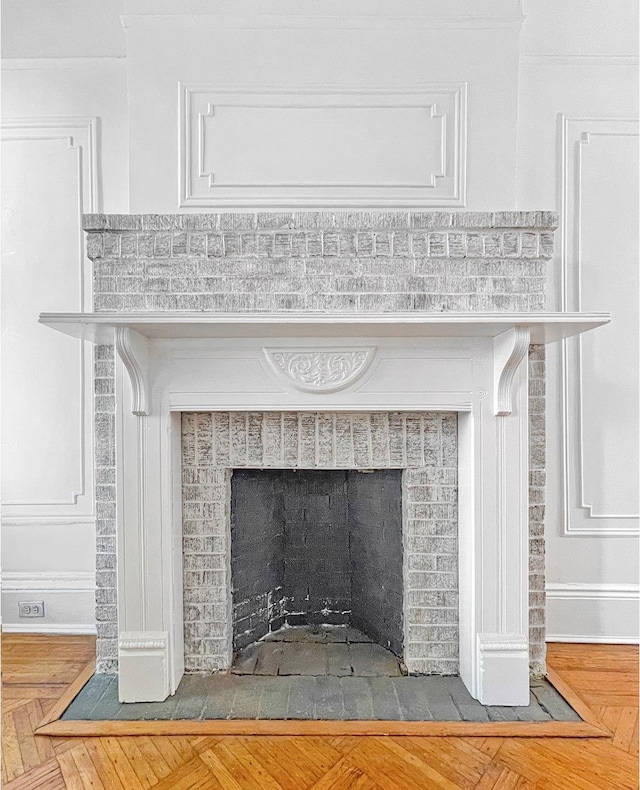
[546,583,639,644]
[1,571,96,634]
[546,635,639,644]
[2,623,97,635]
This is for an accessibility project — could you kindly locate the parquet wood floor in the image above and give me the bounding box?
[2,635,637,789]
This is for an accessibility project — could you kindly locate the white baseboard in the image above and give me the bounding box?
[1,571,96,634]
[546,583,639,644]
[2,623,97,635]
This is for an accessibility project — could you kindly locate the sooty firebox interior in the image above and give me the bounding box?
[230,469,403,659]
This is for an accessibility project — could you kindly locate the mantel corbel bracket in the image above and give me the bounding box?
[115,326,150,416]
[493,327,530,416]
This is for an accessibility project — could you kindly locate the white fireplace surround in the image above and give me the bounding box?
[41,311,608,706]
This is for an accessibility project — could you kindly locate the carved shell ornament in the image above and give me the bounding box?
[264,348,375,393]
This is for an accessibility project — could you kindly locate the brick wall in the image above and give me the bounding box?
[528,344,546,676]
[84,211,554,314]
[181,411,458,674]
[88,211,550,676]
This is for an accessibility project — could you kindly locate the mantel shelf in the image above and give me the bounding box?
[39,311,610,344]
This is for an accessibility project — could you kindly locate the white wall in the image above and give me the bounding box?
[1,0,637,640]
[122,0,522,212]
[1,13,129,630]
[517,0,639,641]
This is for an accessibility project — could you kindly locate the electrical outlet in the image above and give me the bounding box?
[18,601,45,618]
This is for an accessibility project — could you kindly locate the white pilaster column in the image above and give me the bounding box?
[458,332,530,705]
[115,331,182,702]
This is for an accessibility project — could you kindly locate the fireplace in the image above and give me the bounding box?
[40,210,609,706]
[181,411,457,676]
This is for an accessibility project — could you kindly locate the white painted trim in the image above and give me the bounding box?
[1,117,98,211]
[1,116,98,522]
[546,583,639,600]
[178,83,467,208]
[559,115,640,536]
[122,14,524,31]
[1,516,96,527]
[1,623,97,635]
[2,571,95,592]
[546,583,639,644]
[546,635,639,644]
[521,55,639,66]
[115,327,150,416]
[2,57,126,70]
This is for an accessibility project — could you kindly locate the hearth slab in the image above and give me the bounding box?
[61,675,581,723]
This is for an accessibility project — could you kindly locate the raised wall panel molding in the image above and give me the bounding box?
[1,117,99,210]
[264,347,375,393]
[179,84,467,208]
[559,115,639,536]
[1,117,98,522]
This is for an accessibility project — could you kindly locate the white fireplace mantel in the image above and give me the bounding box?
[41,310,609,706]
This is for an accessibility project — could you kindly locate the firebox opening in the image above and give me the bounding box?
[230,469,404,663]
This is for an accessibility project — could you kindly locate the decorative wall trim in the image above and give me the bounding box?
[1,116,98,521]
[521,55,639,66]
[1,572,96,635]
[264,347,375,393]
[179,83,467,208]
[1,515,96,528]
[546,583,639,644]
[1,624,98,635]
[559,115,639,536]
[119,633,168,652]
[2,571,95,592]
[1,57,126,70]
[123,14,523,32]
[1,117,98,211]
[546,582,639,600]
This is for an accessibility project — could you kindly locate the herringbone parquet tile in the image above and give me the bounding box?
[2,635,637,790]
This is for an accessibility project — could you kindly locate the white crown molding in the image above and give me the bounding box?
[521,55,639,66]
[122,14,523,31]
[2,571,96,592]
[559,115,640,536]
[2,57,126,70]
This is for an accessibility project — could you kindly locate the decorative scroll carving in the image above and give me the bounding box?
[264,348,374,393]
